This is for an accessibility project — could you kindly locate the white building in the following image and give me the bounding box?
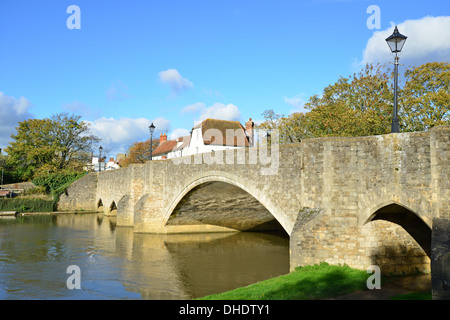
[105,157,120,170]
[152,118,255,160]
[91,156,121,171]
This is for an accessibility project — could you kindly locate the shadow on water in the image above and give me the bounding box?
[162,231,289,299]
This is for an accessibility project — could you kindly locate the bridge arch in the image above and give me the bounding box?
[163,171,291,234]
[358,199,432,229]
[359,200,432,274]
[109,201,118,215]
[97,199,104,212]
[361,201,431,258]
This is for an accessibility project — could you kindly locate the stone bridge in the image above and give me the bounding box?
[59,126,450,299]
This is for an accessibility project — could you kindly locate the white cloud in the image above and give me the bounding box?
[197,102,242,123]
[361,16,450,66]
[169,128,190,140]
[86,116,170,155]
[0,92,33,150]
[181,102,206,114]
[158,69,194,94]
[180,101,242,125]
[284,94,307,113]
[63,100,102,119]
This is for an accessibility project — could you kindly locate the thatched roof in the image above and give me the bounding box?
[195,118,249,147]
[152,118,249,156]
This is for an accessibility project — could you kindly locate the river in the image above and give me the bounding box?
[0,213,289,300]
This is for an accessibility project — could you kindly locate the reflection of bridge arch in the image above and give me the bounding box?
[163,171,292,234]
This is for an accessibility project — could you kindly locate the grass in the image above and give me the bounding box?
[0,198,56,213]
[198,262,370,300]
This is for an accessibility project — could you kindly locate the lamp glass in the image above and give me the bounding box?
[149,123,155,134]
[385,27,407,53]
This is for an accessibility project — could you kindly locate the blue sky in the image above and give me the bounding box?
[1,0,449,157]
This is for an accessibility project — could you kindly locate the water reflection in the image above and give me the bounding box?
[0,213,289,299]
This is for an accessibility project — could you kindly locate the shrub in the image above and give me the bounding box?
[32,171,86,202]
[0,198,56,213]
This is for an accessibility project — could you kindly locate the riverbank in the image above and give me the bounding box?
[0,210,99,216]
[198,262,432,300]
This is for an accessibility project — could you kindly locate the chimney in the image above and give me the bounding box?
[159,133,167,145]
[245,118,255,147]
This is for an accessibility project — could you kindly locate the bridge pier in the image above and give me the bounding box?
[431,218,450,300]
[289,206,431,274]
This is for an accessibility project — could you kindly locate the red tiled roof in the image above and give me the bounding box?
[172,135,191,152]
[152,140,177,156]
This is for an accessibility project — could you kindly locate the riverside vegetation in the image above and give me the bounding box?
[198,262,432,300]
[0,171,85,213]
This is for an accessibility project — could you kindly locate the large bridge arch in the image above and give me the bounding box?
[162,171,294,234]
[358,198,432,229]
[359,200,432,273]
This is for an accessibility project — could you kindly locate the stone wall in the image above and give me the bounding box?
[57,173,98,211]
[290,127,450,275]
[130,144,303,234]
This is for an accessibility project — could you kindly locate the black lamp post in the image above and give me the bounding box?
[98,146,103,172]
[149,122,155,160]
[386,26,407,133]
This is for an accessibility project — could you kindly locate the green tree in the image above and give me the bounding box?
[304,63,393,137]
[259,62,448,142]
[5,113,99,180]
[400,62,450,132]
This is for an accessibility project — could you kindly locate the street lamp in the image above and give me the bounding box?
[386,26,407,133]
[99,146,103,172]
[149,122,155,160]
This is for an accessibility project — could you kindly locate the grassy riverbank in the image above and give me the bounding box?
[0,198,56,213]
[199,262,369,300]
[198,262,432,300]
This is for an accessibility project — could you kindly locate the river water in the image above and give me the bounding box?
[0,213,289,300]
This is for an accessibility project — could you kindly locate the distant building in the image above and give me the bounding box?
[90,155,121,172]
[152,118,255,160]
[105,157,120,170]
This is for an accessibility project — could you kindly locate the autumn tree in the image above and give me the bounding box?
[258,110,311,144]
[120,138,160,167]
[400,62,450,132]
[5,113,99,180]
